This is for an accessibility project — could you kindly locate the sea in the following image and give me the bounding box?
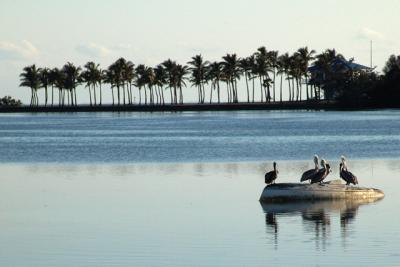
[0,110,399,266]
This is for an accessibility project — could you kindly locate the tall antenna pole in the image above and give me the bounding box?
[370,40,373,68]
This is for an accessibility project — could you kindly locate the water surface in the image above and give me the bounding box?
[1,110,400,163]
[0,110,399,266]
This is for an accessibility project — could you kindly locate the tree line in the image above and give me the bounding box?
[19,46,398,107]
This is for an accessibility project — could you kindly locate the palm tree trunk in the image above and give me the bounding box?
[30,88,34,106]
[288,77,291,102]
[51,90,53,106]
[305,75,309,100]
[74,88,77,106]
[155,86,159,105]
[51,85,54,106]
[292,78,295,101]
[123,85,126,105]
[112,88,115,106]
[93,85,97,106]
[129,84,133,104]
[161,86,165,105]
[89,86,92,106]
[273,69,276,102]
[252,78,255,103]
[126,84,131,105]
[117,87,120,105]
[100,83,102,106]
[144,86,147,105]
[226,83,230,103]
[217,81,220,104]
[180,86,183,104]
[245,74,250,103]
[45,87,48,106]
[279,74,283,103]
[234,80,238,103]
[259,76,264,103]
[210,84,213,104]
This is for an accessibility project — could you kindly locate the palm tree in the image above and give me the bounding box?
[175,64,188,104]
[81,62,101,106]
[135,64,148,105]
[188,55,208,104]
[277,53,288,103]
[267,51,279,102]
[48,68,59,106]
[222,54,241,103]
[297,47,316,100]
[239,57,253,103]
[154,65,167,105]
[162,59,178,104]
[123,61,135,105]
[62,62,81,106]
[53,68,66,107]
[114,58,128,105]
[20,65,41,106]
[254,47,272,102]
[39,68,51,106]
[207,62,223,104]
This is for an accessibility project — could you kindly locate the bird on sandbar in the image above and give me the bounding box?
[300,155,320,183]
[265,162,278,185]
[340,156,358,185]
[310,159,331,185]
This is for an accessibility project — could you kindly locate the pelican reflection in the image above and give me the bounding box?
[260,197,382,250]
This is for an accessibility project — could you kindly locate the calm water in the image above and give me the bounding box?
[0,110,400,266]
[1,110,400,163]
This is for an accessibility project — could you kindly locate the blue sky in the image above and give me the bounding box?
[1,0,399,103]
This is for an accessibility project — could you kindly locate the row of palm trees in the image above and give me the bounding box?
[20,46,331,107]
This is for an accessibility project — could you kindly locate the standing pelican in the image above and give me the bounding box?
[300,155,320,182]
[265,162,278,185]
[340,156,358,185]
[310,159,331,184]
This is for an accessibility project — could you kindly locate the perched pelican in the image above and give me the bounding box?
[300,155,320,182]
[310,159,331,184]
[265,162,278,184]
[340,156,358,185]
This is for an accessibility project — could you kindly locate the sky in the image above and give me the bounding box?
[0,0,399,104]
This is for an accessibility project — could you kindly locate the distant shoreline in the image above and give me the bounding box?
[0,100,395,113]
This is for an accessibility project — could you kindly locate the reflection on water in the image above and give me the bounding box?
[261,198,383,251]
[0,160,399,266]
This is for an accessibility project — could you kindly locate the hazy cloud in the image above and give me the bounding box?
[0,40,39,61]
[75,43,112,57]
[358,27,385,40]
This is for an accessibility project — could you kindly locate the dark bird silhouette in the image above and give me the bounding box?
[340,156,358,185]
[310,159,331,184]
[301,155,320,182]
[265,162,278,184]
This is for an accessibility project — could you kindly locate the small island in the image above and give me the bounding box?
[259,180,385,203]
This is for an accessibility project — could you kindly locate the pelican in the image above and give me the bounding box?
[340,156,358,185]
[300,155,320,182]
[265,162,278,185]
[310,159,331,184]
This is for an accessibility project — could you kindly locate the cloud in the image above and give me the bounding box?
[75,43,112,57]
[358,28,385,41]
[0,40,39,61]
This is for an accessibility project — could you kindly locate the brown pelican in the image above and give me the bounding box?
[300,155,320,182]
[265,162,278,184]
[340,156,358,185]
[310,159,331,184]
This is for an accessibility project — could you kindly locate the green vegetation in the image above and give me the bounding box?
[18,47,400,108]
[0,96,22,106]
